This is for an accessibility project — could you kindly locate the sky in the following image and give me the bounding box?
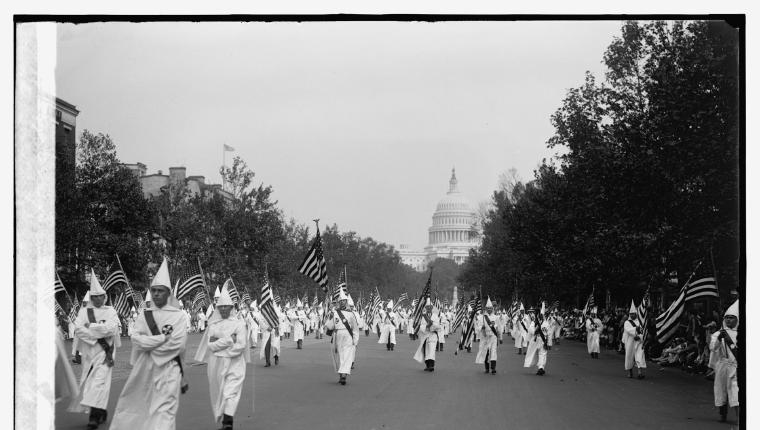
[55,20,623,250]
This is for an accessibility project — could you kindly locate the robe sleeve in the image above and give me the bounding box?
[73,310,99,346]
[227,322,248,357]
[87,311,120,338]
[208,335,234,353]
[131,314,167,351]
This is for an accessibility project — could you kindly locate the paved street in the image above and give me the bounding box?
[56,332,731,430]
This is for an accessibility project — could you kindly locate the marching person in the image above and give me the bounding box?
[292,299,307,349]
[586,307,603,359]
[325,290,359,385]
[71,291,90,364]
[710,300,739,423]
[67,270,120,429]
[197,307,208,333]
[513,304,529,354]
[476,297,500,374]
[259,305,281,367]
[437,306,448,351]
[623,301,646,379]
[552,310,563,345]
[524,304,550,375]
[413,298,441,372]
[247,301,260,348]
[194,285,251,430]
[378,301,397,351]
[110,258,189,430]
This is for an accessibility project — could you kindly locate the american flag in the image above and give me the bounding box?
[412,270,433,333]
[459,294,481,349]
[298,225,329,292]
[452,296,475,331]
[192,289,208,312]
[582,288,595,318]
[112,292,131,319]
[223,278,240,303]
[54,272,65,294]
[637,288,650,342]
[274,294,281,305]
[68,295,80,323]
[103,258,129,291]
[656,261,715,344]
[411,297,418,310]
[366,287,382,324]
[241,286,251,304]
[392,292,407,313]
[312,293,319,308]
[332,267,347,302]
[175,259,207,301]
[54,300,64,316]
[259,270,279,329]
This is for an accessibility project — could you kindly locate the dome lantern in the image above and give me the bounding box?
[448,167,459,194]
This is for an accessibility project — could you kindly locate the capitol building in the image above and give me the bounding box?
[398,168,482,272]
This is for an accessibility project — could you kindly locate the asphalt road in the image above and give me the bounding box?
[56,332,732,430]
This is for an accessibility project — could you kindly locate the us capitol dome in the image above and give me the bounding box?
[398,168,482,272]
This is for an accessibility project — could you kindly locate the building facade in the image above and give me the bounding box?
[55,98,79,194]
[121,163,234,203]
[398,168,482,271]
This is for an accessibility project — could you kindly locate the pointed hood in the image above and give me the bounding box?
[151,257,172,289]
[214,287,221,298]
[540,301,546,315]
[387,299,394,309]
[519,302,525,312]
[724,300,739,329]
[296,298,303,308]
[338,289,348,301]
[144,289,152,303]
[250,300,257,310]
[425,297,432,306]
[150,257,181,309]
[485,296,493,308]
[347,294,355,307]
[217,285,234,306]
[629,300,637,314]
[591,306,597,315]
[89,269,106,296]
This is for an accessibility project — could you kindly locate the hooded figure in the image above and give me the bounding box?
[476,297,500,374]
[142,289,152,311]
[194,285,251,430]
[245,301,260,348]
[586,306,604,358]
[709,300,739,422]
[378,300,398,351]
[524,302,550,375]
[68,270,121,429]
[413,297,441,372]
[70,291,92,363]
[513,302,529,354]
[290,298,307,348]
[325,289,359,385]
[110,258,189,430]
[622,300,646,378]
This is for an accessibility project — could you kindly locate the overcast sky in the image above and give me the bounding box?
[56,20,623,250]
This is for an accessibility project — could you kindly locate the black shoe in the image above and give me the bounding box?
[222,413,233,430]
[719,405,727,422]
[265,362,271,367]
[274,356,279,365]
[339,375,347,385]
[537,368,545,375]
[490,361,496,374]
[99,409,108,424]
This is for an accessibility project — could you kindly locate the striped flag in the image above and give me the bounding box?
[451,296,474,331]
[223,278,240,303]
[259,270,279,329]
[312,293,319,308]
[656,261,716,344]
[54,300,64,316]
[103,260,128,291]
[68,295,80,323]
[175,259,206,301]
[412,270,433,333]
[113,292,131,318]
[54,272,66,294]
[241,287,251,304]
[366,287,382,324]
[459,295,480,349]
[332,267,347,302]
[298,225,329,292]
[192,289,208,311]
[637,289,650,342]
[411,297,418,310]
[582,289,595,317]
[684,277,719,301]
[274,294,281,305]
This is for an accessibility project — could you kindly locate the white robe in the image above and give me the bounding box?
[378,311,397,345]
[622,319,646,370]
[194,317,250,423]
[513,315,529,348]
[710,327,738,407]
[110,305,188,430]
[586,317,603,353]
[524,320,549,369]
[197,312,207,331]
[259,317,281,360]
[67,304,121,412]
[291,309,307,341]
[475,314,500,364]
[413,313,441,363]
[325,309,358,374]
